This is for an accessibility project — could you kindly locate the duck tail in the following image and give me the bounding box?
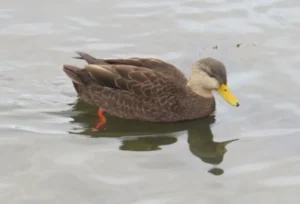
[62,65,88,86]
[73,51,107,65]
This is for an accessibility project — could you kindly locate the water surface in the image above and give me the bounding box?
[1,0,300,203]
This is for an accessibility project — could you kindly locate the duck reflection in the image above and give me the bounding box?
[68,99,238,175]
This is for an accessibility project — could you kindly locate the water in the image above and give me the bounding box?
[1,0,300,203]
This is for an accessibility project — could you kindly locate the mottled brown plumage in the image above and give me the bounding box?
[63,51,239,122]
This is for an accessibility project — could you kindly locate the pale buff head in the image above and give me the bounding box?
[187,58,239,107]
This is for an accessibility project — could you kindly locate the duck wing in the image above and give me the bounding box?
[74,51,188,85]
[78,64,188,121]
[85,64,185,98]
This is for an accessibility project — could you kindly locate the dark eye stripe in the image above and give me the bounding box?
[204,70,224,84]
[203,70,215,78]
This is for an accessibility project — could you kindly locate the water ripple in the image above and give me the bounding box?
[66,16,100,27]
[0,23,56,35]
[260,176,300,187]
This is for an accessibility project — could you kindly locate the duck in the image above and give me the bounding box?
[63,52,239,130]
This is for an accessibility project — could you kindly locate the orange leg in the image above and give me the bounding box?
[92,109,107,131]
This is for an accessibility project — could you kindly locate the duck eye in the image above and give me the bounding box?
[206,72,216,78]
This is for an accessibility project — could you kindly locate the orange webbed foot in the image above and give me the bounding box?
[92,109,107,131]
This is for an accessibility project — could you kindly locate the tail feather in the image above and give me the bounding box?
[73,51,107,65]
[63,65,91,85]
[63,65,97,105]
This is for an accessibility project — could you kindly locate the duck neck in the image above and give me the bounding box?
[186,81,213,98]
[186,67,215,98]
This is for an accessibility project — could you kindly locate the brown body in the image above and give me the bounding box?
[63,52,217,122]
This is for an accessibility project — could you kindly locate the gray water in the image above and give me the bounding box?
[1,0,300,203]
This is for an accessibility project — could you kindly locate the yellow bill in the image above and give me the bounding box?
[217,84,240,107]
